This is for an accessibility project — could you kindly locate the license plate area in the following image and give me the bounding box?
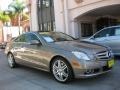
[108,59,114,68]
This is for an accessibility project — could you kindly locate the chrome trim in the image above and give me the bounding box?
[96,51,111,60]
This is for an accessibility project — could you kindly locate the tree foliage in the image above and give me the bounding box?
[8,0,26,15]
[7,0,28,26]
[0,11,10,23]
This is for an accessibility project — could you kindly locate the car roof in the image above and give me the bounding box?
[103,25,120,29]
[24,31,65,36]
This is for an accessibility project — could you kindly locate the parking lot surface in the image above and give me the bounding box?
[0,49,120,90]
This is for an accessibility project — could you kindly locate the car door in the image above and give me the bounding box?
[13,34,29,64]
[22,33,49,70]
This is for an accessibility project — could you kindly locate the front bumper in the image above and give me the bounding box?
[73,59,114,78]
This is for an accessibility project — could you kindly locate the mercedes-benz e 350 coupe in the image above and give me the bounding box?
[5,32,114,83]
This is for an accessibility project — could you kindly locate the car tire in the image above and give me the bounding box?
[51,57,73,83]
[7,53,17,68]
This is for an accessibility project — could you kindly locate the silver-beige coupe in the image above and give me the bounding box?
[5,32,115,83]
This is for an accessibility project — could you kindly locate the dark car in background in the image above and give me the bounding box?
[83,26,120,56]
[0,42,7,49]
[5,32,114,83]
[0,38,16,49]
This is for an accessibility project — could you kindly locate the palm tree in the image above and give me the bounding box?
[8,0,26,35]
[0,11,10,24]
[0,11,10,43]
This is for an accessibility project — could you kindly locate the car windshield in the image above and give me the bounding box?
[39,32,74,43]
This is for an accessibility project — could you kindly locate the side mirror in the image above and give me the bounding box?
[74,38,80,40]
[30,40,41,45]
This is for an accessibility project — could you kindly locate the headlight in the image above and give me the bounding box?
[72,51,90,60]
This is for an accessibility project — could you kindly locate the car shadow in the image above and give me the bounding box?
[4,60,118,90]
[16,64,53,78]
[18,64,114,84]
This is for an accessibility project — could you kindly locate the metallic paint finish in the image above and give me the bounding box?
[5,32,114,79]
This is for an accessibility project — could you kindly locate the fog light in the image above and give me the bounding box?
[85,69,94,74]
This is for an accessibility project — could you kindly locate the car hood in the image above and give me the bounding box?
[49,40,108,54]
[81,38,94,42]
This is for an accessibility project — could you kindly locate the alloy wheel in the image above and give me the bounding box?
[7,53,16,68]
[52,59,71,82]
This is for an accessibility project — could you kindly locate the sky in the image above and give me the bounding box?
[0,0,12,10]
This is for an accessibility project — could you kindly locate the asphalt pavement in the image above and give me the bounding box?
[0,49,120,90]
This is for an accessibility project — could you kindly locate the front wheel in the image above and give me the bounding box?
[51,58,73,83]
[7,53,16,68]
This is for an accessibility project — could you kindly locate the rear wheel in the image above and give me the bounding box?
[7,53,16,68]
[51,58,73,83]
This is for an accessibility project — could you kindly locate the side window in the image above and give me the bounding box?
[108,28,115,36]
[27,33,40,42]
[14,34,27,42]
[94,28,111,38]
[115,28,120,36]
[14,37,20,42]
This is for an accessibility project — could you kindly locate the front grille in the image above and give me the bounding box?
[96,51,111,60]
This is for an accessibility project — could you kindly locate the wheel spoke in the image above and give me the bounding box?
[8,55,12,63]
[59,73,64,80]
[54,70,59,76]
[57,60,61,68]
[9,55,12,60]
[61,65,67,70]
[53,64,58,70]
[62,71,68,78]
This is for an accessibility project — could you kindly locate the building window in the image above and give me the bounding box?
[37,0,55,32]
[81,23,93,37]
[96,17,118,31]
